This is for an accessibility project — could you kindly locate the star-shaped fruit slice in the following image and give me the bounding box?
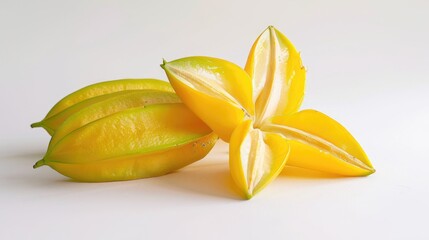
[162,26,375,198]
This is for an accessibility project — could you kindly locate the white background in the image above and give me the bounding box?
[1,0,428,239]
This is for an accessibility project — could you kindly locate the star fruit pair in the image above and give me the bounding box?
[162,26,375,199]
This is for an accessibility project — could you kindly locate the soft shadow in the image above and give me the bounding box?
[1,171,77,196]
[156,162,243,200]
[281,166,344,179]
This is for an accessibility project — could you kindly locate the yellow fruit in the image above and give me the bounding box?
[245,26,306,127]
[31,79,173,135]
[229,120,289,199]
[34,103,218,181]
[263,110,375,176]
[162,26,374,198]
[50,90,180,148]
[162,57,254,142]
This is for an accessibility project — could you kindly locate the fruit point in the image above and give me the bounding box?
[160,58,167,69]
[33,159,45,169]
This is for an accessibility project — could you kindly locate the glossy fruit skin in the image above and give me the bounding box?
[31,79,174,135]
[49,90,180,148]
[48,134,217,182]
[162,57,254,142]
[265,110,375,176]
[46,79,174,118]
[35,103,218,182]
[161,26,375,199]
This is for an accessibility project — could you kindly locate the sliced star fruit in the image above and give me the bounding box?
[162,26,374,198]
[230,120,289,199]
[245,26,306,127]
[262,110,375,176]
[161,57,254,142]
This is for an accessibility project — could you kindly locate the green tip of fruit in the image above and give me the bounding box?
[30,121,43,128]
[267,25,276,32]
[245,193,253,200]
[160,59,167,69]
[33,159,46,169]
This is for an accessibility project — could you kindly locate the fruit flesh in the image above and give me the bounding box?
[161,26,375,198]
[245,26,306,127]
[162,57,254,142]
[229,120,289,199]
[263,110,375,176]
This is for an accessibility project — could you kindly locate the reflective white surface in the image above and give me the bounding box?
[1,0,428,239]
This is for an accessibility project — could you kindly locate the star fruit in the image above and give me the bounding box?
[32,79,217,182]
[162,26,375,198]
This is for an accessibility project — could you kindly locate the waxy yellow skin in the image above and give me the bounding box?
[32,79,174,135]
[163,26,375,198]
[35,103,217,182]
[32,81,218,182]
[162,57,254,142]
[50,90,180,148]
[48,134,217,182]
[264,110,374,176]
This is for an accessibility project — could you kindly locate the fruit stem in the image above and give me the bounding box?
[160,58,167,69]
[33,159,46,169]
[30,121,43,128]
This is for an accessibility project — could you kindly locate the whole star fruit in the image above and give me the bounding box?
[34,103,218,182]
[31,79,174,135]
